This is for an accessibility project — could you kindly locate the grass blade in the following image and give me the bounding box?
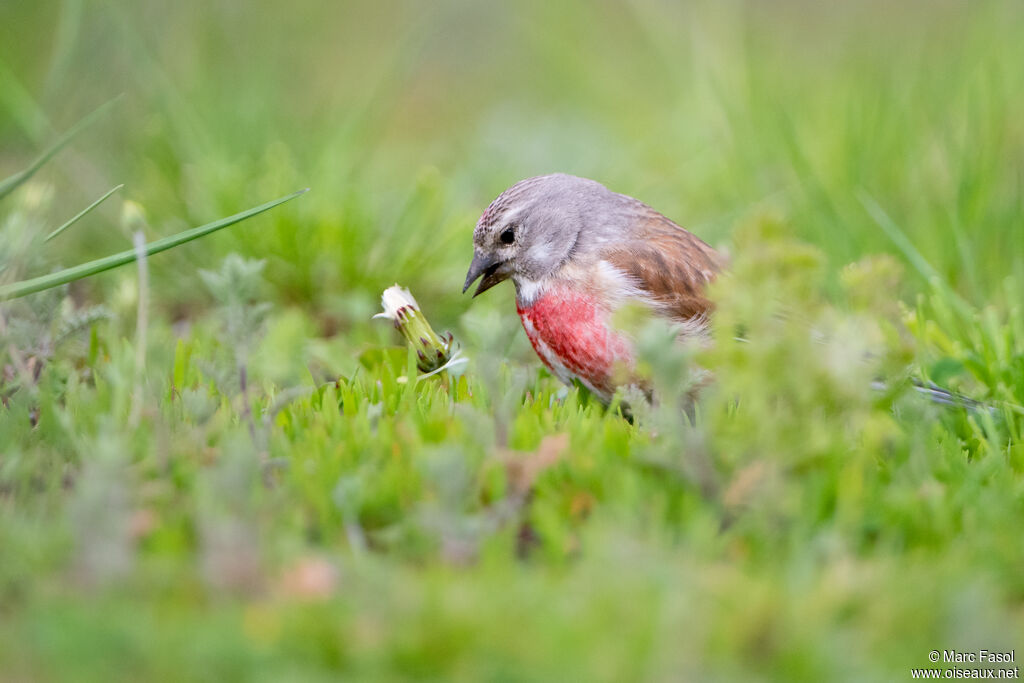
[0,59,51,143]
[45,183,124,242]
[857,191,942,283]
[0,188,309,301]
[0,96,120,201]
[857,190,973,316]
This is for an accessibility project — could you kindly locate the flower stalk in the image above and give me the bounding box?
[374,285,463,375]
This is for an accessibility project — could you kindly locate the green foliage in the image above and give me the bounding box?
[1,1,1023,681]
[0,189,306,301]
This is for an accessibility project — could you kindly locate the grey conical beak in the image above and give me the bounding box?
[463,253,507,297]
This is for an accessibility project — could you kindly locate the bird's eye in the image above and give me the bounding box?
[500,226,515,244]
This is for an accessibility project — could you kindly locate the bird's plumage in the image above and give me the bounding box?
[464,173,991,416]
[594,202,723,323]
[465,173,722,403]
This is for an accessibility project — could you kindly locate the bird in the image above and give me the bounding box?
[463,173,723,405]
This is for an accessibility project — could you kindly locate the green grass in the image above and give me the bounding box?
[1,1,1023,680]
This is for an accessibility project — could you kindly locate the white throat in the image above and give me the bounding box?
[513,276,550,306]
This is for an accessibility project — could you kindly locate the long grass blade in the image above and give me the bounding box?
[0,188,309,301]
[0,59,51,143]
[0,96,120,201]
[45,183,124,242]
[857,190,973,316]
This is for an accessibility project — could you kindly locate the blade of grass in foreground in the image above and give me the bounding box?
[0,96,120,201]
[0,188,309,301]
[45,183,124,242]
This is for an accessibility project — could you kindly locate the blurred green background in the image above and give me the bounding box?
[3,0,1022,321]
[2,1,1023,681]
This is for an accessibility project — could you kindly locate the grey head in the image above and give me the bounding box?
[463,173,627,298]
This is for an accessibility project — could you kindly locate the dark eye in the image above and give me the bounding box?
[500,226,515,244]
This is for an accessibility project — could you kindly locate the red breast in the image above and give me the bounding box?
[516,282,634,401]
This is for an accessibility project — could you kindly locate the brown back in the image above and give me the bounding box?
[600,208,723,322]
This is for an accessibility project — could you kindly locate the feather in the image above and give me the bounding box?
[599,206,724,323]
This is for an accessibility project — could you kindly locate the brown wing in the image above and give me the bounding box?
[600,208,724,322]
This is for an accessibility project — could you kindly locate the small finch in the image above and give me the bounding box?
[463,173,723,404]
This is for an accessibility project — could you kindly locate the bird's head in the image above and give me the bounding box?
[463,173,613,298]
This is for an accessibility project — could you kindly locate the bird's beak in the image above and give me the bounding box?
[463,253,508,297]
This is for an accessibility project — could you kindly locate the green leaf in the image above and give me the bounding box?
[0,96,120,201]
[0,188,308,301]
[45,183,124,242]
